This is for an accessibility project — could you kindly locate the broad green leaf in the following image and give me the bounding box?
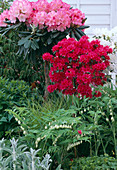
[24,40,31,49]
[18,35,32,46]
[31,41,36,50]
[33,39,39,49]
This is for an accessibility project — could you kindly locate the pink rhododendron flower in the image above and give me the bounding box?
[0,0,85,30]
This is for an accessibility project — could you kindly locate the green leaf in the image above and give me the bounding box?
[36,32,47,37]
[75,28,86,36]
[31,41,36,50]
[18,35,32,46]
[70,31,76,39]
[8,114,13,122]
[0,105,3,110]
[24,40,31,49]
[74,30,81,40]
[58,34,66,40]
[52,32,60,39]
[19,31,31,35]
[4,20,11,24]
[33,39,39,49]
[78,25,90,30]
[0,117,7,122]
[56,164,62,170]
[47,37,53,45]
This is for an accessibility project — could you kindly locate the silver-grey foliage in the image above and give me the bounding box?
[0,138,52,170]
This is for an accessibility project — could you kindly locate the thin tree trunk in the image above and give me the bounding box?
[44,61,50,100]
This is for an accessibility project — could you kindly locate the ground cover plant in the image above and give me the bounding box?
[0,0,117,169]
[0,77,39,139]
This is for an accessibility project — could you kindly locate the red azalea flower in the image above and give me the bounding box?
[94,91,102,97]
[78,130,82,135]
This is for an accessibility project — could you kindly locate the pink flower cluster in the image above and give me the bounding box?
[0,0,85,32]
[42,36,112,98]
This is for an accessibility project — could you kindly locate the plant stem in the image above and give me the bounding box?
[44,61,50,100]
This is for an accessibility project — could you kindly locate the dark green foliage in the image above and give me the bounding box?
[70,155,117,170]
[0,20,89,70]
[71,85,117,158]
[0,77,39,139]
[6,85,117,169]
[0,32,45,95]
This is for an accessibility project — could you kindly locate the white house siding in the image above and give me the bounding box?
[77,0,117,36]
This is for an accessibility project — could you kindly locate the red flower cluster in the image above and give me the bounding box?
[78,130,82,135]
[42,36,112,98]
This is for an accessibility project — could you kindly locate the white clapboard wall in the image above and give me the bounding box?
[78,0,117,36]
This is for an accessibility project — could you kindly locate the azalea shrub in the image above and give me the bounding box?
[42,36,112,98]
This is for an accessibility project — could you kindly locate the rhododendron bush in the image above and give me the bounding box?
[0,0,88,60]
[0,0,89,97]
[42,36,112,98]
